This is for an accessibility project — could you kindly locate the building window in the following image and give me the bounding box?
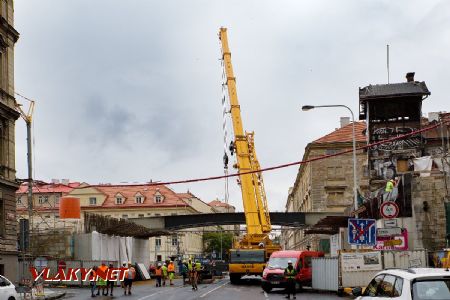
[135,196,143,204]
[155,238,161,247]
[326,149,339,155]
[16,197,22,204]
[171,236,178,246]
[327,166,343,179]
[157,255,162,261]
[55,196,60,205]
[116,197,123,204]
[155,195,163,203]
[89,197,97,205]
[105,215,111,218]
[171,213,177,216]
[147,213,151,216]
[38,196,46,204]
[138,214,144,217]
[122,214,128,219]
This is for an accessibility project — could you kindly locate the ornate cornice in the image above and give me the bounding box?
[0,16,19,43]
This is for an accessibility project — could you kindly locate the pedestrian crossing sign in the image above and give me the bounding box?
[348,218,377,245]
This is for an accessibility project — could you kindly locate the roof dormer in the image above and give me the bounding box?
[154,191,164,204]
[115,193,124,205]
[135,192,145,204]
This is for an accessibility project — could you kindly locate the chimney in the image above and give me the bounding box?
[340,117,350,128]
[406,72,415,82]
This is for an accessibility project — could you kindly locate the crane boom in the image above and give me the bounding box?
[219,27,272,236]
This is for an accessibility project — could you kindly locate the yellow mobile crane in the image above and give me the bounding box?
[219,28,280,284]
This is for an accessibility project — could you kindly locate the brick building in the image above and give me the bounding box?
[282,119,368,251]
[0,0,20,280]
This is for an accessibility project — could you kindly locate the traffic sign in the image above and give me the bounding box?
[384,219,398,228]
[348,218,377,245]
[377,227,402,237]
[380,202,399,219]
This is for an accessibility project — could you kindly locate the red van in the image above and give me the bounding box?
[261,250,324,293]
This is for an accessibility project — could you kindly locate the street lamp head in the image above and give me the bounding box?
[301,105,315,111]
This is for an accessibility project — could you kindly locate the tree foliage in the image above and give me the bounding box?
[203,232,233,259]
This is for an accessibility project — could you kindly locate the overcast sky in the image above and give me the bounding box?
[13,0,450,212]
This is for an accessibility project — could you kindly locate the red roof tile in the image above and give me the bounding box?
[208,200,232,208]
[16,182,82,195]
[312,122,366,144]
[87,184,188,208]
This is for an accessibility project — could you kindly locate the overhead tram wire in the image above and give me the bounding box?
[82,119,449,188]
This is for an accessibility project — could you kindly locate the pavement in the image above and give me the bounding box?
[32,288,66,300]
[60,276,346,300]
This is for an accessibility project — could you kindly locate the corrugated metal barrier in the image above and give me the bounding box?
[312,257,339,291]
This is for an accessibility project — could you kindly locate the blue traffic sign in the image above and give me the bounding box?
[348,218,377,245]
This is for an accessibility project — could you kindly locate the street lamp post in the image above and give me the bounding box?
[301,105,359,217]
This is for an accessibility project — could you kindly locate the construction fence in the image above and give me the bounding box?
[312,249,428,292]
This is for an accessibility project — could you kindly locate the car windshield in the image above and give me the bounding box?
[230,250,265,263]
[267,257,297,269]
[413,279,450,300]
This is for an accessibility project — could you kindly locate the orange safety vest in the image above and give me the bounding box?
[155,268,162,276]
[126,267,136,279]
[168,264,175,273]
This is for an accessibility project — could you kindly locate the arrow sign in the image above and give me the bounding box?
[348,218,377,245]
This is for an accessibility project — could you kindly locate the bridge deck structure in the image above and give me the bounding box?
[131,212,345,231]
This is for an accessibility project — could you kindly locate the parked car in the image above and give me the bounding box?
[261,250,324,293]
[0,275,20,300]
[353,268,450,299]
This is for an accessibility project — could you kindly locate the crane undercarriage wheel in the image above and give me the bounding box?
[229,274,241,284]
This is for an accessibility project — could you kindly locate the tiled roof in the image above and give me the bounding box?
[88,184,188,208]
[359,82,430,100]
[177,193,194,199]
[208,200,232,207]
[16,182,82,195]
[312,122,366,144]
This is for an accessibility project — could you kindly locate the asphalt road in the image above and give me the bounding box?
[63,277,343,300]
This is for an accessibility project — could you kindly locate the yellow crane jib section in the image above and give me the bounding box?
[219,28,272,237]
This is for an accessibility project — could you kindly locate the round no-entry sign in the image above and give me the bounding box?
[380,201,399,219]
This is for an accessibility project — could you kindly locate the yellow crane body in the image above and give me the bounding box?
[219,28,280,283]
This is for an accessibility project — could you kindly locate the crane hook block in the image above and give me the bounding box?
[223,152,229,169]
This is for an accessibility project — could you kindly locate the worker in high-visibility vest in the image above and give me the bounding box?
[188,258,194,286]
[97,262,108,296]
[191,260,202,291]
[123,262,136,295]
[168,261,175,286]
[154,263,162,287]
[385,179,395,192]
[161,263,168,286]
[284,260,298,299]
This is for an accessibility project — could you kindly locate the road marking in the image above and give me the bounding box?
[199,281,229,298]
[264,291,269,299]
[136,291,161,300]
[136,284,185,300]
